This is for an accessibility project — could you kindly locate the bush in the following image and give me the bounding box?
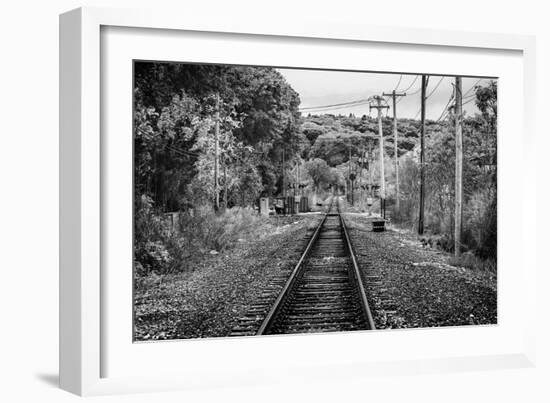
[134,195,173,276]
[463,188,497,259]
[175,205,265,252]
[449,251,496,273]
[134,197,270,276]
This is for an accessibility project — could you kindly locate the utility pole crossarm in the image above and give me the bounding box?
[382,92,407,98]
[368,99,390,112]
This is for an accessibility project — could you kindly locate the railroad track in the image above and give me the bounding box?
[230,196,375,336]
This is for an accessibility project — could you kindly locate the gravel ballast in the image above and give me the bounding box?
[343,213,497,329]
[135,208,497,341]
[134,215,321,341]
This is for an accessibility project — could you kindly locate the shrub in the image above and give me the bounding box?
[134,199,273,277]
[463,188,497,259]
[134,195,174,275]
[449,251,496,273]
[181,206,265,252]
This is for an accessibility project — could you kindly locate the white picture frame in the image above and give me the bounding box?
[60,6,537,396]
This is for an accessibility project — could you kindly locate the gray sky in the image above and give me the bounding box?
[277,68,493,121]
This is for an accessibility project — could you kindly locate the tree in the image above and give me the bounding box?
[301,121,325,143]
[305,159,338,191]
[133,62,303,210]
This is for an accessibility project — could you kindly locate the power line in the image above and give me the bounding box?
[299,98,370,111]
[383,75,403,103]
[393,74,403,92]
[412,76,446,121]
[301,101,372,113]
[426,76,445,99]
[462,97,476,107]
[436,95,480,123]
[436,87,456,122]
[463,78,483,97]
[304,96,388,113]
[301,75,419,112]
[402,75,419,93]
[412,76,429,121]
[395,77,421,102]
[307,77,487,120]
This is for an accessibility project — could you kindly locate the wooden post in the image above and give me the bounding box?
[348,145,352,205]
[383,90,406,214]
[378,99,385,204]
[282,147,286,199]
[369,96,389,217]
[360,144,365,203]
[294,161,298,197]
[418,75,427,235]
[214,92,220,211]
[454,77,463,256]
[223,162,227,211]
[368,145,373,193]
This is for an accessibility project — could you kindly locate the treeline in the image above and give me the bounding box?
[134,63,310,275]
[134,63,497,274]
[298,82,497,260]
[134,62,304,212]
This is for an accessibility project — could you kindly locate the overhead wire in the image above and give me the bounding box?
[393,74,403,91]
[401,75,419,93]
[301,74,413,113]
[463,78,484,97]
[426,76,445,99]
[289,75,487,118]
[299,98,370,112]
[436,85,456,122]
[383,74,404,103]
[435,78,485,123]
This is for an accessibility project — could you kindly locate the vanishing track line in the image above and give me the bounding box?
[230,196,375,336]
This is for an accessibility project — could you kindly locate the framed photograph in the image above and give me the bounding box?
[60,6,537,396]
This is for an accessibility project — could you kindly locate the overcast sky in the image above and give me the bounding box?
[277,68,493,121]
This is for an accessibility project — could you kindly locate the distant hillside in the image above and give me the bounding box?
[299,113,451,167]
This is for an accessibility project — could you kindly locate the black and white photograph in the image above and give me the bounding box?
[133,61,498,341]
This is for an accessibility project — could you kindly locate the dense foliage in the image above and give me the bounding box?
[134,62,497,274]
[297,85,497,260]
[134,62,303,212]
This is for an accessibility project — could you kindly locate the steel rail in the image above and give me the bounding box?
[337,201,376,330]
[256,200,333,335]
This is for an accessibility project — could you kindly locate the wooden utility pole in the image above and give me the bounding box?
[454,77,463,256]
[214,92,220,211]
[369,96,389,217]
[299,163,303,196]
[223,163,228,211]
[294,162,298,197]
[282,147,286,198]
[383,90,406,213]
[360,144,365,202]
[418,76,428,235]
[368,145,373,192]
[348,145,352,204]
